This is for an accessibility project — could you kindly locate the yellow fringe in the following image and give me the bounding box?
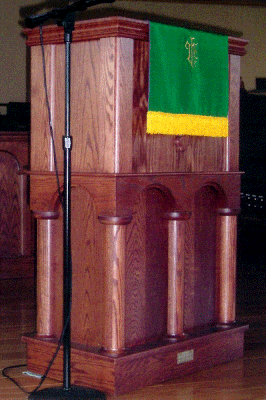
[147,111,228,137]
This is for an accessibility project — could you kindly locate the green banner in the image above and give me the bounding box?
[147,22,229,137]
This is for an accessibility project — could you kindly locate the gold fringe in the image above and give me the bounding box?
[147,111,228,137]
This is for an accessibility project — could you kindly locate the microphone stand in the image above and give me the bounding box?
[26,1,115,398]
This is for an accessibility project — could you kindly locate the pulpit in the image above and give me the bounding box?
[23,16,248,395]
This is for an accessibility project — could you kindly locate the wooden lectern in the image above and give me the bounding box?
[23,17,248,395]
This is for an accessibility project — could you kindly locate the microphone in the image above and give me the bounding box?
[25,0,116,29]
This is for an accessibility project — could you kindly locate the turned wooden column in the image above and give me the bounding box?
[98,214,132,354]
[216,208,240,325]
[18,172,31,256]
[34,210,60,338]
[165,211,191,339]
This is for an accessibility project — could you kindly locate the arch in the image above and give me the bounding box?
[0,150,21,170]
[192,183,227,328]
[125,184,174,347]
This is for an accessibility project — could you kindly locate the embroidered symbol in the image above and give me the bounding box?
[185,37,198,68]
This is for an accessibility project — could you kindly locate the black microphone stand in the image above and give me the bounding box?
[26,1,115,399]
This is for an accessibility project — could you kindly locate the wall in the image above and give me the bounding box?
[0,0,265,104]
[0,1,31,104]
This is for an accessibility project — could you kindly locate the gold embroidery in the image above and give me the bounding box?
[185,37,198,68]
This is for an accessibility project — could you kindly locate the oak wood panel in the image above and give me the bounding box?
[34,44,65,172]
[227,54,241,171]
[29,172,242,344]
[0,132,30,168]
[52,45,66,172]
[132,39,149,173]
[29,173,117,213]
[33,188,105,345]
[193,185,225,328]
[98,36,118,173]
[0,132,34,279]
[29,172,241,337]
[31,46,55,171]
[25,17,246,55]
[26,19,248,176]
[0,152,21,257]
[45,211,63,339]
[183,208,195,330]
[24,17,150,46]
[23,325,248,395]
[71,37,116,172]
[0,256,34,279]
[70,39,102,172]
[124,186,176,347]
[70,188,104,347]
[114,37,134,173]
[114,327,247,395]
[30,44,65,172]
[32,36,134,174]
[24,337,115,394]
[115,172,241,214]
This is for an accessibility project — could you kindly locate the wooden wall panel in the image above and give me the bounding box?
[193,186,219,327]
[227,54,241,171]
[125,186,171,347]
[125,190,147,347]
[31,46,54,171]
[132,40,149,173]
[52,45,65,172]
[70,40,102,172]
[71,187,104,347]
[114,37,134,173]
[0,132,34,279]
[0,152,21,257]
[71,37,134,173]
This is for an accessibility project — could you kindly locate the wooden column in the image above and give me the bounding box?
[34,210,60,338]
[165,211,191,339]
[98,214,132,355]
[216,208,240,325]
[18,172,31,256]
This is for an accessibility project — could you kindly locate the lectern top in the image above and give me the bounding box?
[24,16,149,46]
[24,15,247,56]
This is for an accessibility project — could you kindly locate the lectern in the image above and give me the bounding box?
[23,16,248,395]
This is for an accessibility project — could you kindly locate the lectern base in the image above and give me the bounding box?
[28,386,106,399]
[23,325,249,395]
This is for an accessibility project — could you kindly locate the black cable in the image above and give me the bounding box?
[2,24,71,396]
[39,25,64,207]
[28,24,72,395]
[29,309,71,394]
[2,310,71,395]
[2,364,29,395]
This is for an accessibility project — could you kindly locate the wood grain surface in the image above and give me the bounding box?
[23,16,248,395]
[0,131,34,279]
